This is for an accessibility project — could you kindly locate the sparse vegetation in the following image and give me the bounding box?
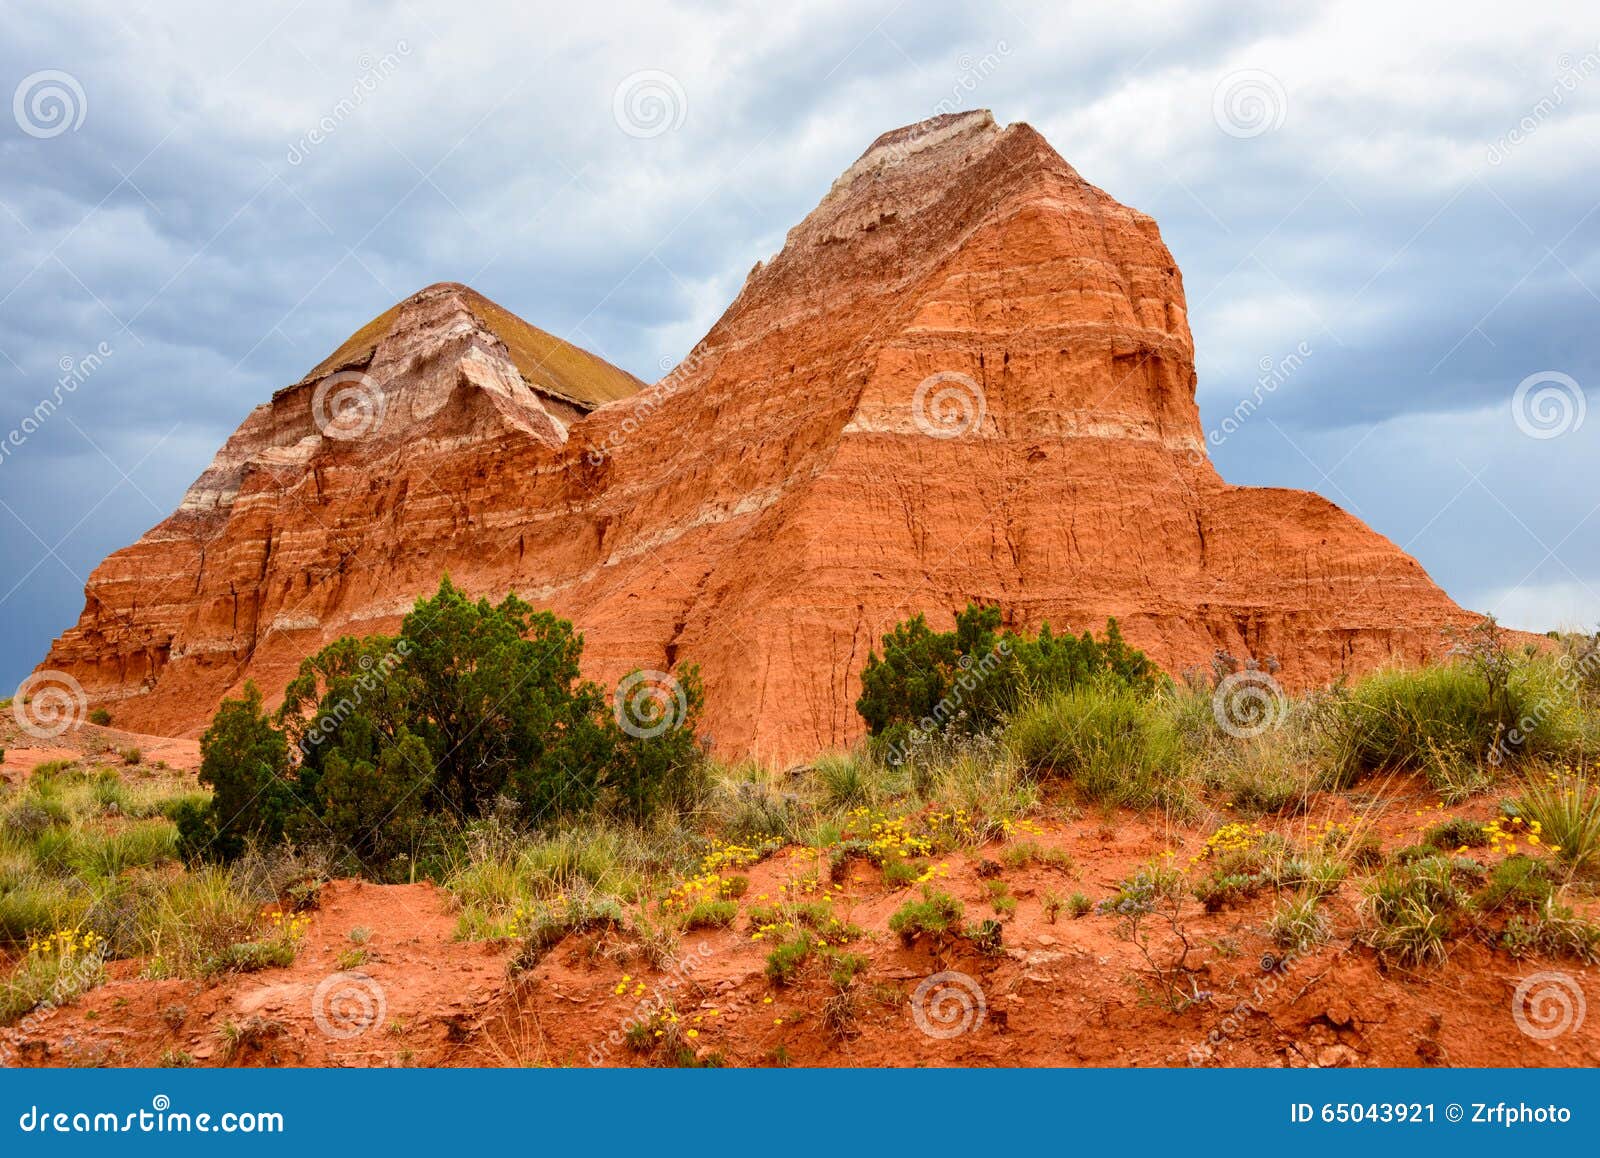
[10,590,1600,1063]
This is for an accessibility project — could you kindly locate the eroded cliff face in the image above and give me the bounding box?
[39,111,1470,760]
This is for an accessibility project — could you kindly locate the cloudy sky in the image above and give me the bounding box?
[1,0,1596,694]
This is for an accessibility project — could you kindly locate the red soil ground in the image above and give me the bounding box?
[3,725,1596,1068]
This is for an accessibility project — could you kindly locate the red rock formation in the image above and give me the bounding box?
[39,111,1472,761]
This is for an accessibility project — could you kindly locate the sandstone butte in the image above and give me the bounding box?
[38,111,1474,762]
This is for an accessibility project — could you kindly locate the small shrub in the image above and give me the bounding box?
[507,889,625,972]
[217,1016,281,1063]
[0,934,106,1025]
[826,951,869,988]
[1067,891,1093,918]
[856,604,1159,759]
[1006,686,1189,811]
[1000,839,1073,872]
[1362,857,1469,967]
[1476,856,1554,912]
[1193,871,1259,913]
[1219,749,1326,817]
[1273,853,1347,899]
[1267,893,1328,952]
[88,708,112,726]
[1515,770,1600,874]
[119,748,143,766]
[1499,905,1600,963]
[134,867,266,978]
[1099,861,1186,925]
[1424,817,1489,851]
[985,879,1017,917]
[765,932,814,984]
[881,858,927,888]
[1099,860,1202,1011]
[813,754,871,808]
[968,918,1003,953]
[221,938,300,972]
[683,900,739,930]
[1330,655,1579,796]
[888,888,965,946]
[1042,889,1066,923]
